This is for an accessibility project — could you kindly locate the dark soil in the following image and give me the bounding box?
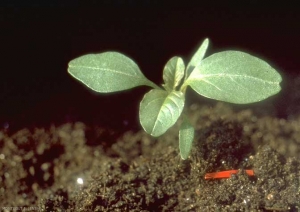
[1,102,299,211]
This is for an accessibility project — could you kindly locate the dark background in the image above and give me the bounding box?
[1,2,300,133]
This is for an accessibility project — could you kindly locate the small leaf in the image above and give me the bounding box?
[162,56,185,92]
[186,38,209,79]
[179,117,194,160]
[186,51,282,104]
[139,89,185,137]
[68,52,159,93]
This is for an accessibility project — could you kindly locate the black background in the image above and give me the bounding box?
[1,2,299,132]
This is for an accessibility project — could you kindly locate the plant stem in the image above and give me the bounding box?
[146,80,162,90]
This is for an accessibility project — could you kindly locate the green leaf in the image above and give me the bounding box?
[139,89,185,137]
[68,52,159,93]
[186,51,282,104]
[162,56,185,92]
[185,38,209,80]
[179,117,194,160]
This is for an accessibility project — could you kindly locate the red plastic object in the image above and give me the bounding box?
[204,169,254,180]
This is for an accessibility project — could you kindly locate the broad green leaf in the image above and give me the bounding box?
[179,118,194,160]
[162,56,185,92]
[185,38,209,80]
[139,89,185,137]
[68,52,159,93]
[186,51,282,104]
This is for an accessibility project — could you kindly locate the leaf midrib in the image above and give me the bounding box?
[193,73,280,84]
[69,65,145,79]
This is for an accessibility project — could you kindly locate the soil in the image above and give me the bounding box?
[1,101,299,211]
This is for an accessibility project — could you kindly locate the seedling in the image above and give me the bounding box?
[68,38,282,160]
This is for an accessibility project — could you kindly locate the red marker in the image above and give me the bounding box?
[204,169,254,180]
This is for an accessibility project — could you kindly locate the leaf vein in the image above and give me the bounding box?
[201,73,278,84]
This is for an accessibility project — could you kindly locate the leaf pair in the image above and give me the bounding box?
[68,38,282,160]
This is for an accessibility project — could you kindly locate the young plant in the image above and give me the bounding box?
[68,38,282,160]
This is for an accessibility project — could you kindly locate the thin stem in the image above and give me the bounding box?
[147,80,162,90]
[180,81,188,94]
